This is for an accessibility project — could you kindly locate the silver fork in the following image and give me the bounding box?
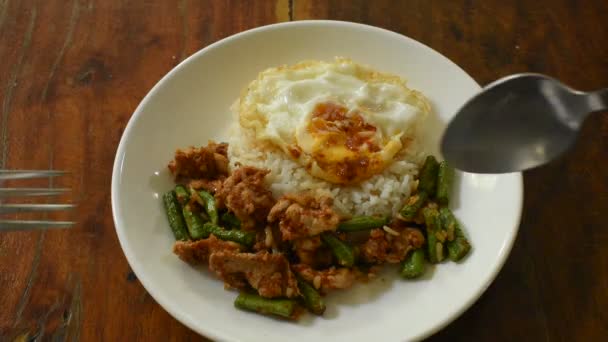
[0,170,76,231]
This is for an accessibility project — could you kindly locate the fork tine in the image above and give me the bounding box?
[0,203,76,214]
[0,170,68,180]
[0,220,75,230]
[0,188,70,197]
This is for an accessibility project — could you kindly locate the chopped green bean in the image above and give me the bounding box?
[439,207,471,261]
[174,185,190,205]
[422,207,444,263]
[419,156,439,196]
[182,204,207,240]
[436,161,454,205]
[234,293,297,319]
[192,189,218,224]
[221,212,241,229]
[400,191,428,220]
[297,277,325,315]
[400,248,426,279]
[439,207,457,242]
[321,233,356,267]
[338,216,389,232]
[162,191,189,241]
[447,238,471,261]
[203,222,255,247]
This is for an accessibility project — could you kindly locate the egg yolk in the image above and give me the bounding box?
[309,103,380,153]
[301,102,388,184]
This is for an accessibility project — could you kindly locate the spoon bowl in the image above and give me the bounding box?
[441,73,607,173]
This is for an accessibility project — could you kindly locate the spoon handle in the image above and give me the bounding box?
[587,88,608,112]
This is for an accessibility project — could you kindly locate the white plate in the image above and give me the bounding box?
[111,21,522,342]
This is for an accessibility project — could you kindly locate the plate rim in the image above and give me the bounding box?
[111,19,523,341]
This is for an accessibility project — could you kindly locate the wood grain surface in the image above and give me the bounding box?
[0,0,606,341]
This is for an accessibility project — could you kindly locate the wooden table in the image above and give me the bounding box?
[1,1,607,340]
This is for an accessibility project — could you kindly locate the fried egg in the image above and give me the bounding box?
[238,58,430,184]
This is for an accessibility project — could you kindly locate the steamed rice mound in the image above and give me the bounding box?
[228,122,423,218]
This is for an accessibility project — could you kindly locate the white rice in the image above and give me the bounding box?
[228,124,424,218]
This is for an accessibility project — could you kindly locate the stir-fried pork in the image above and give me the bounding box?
[216,166,275,230]
[209,251,300,298]
[360,226,425,264]
[173,235,241,264]
[292,264,356,293]
[168,142,229,182]
[292,236,332,268]
[267,192,339,241]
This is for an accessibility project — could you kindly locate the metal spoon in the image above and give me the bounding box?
[440,73,607,173]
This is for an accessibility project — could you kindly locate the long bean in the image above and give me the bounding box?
[439,207,471,261]
[400,248,426,279]
[419,156,439,196]
[221,212,241,229]
[162,191,189,241]
[174,185,190,205]
[436,161,454,205]
[297,277,326,315]
[192,189,219,224]
[182,204,207,240]
[400,191,428,221]
[234,293,297,319]
[422,207,444,263]
[321,233,356,267]
[337,216,388,232]
[439,207,457,242]
[447,238,471,262]
[203,222,255,247]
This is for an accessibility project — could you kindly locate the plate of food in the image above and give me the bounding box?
[111,20,522,341]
